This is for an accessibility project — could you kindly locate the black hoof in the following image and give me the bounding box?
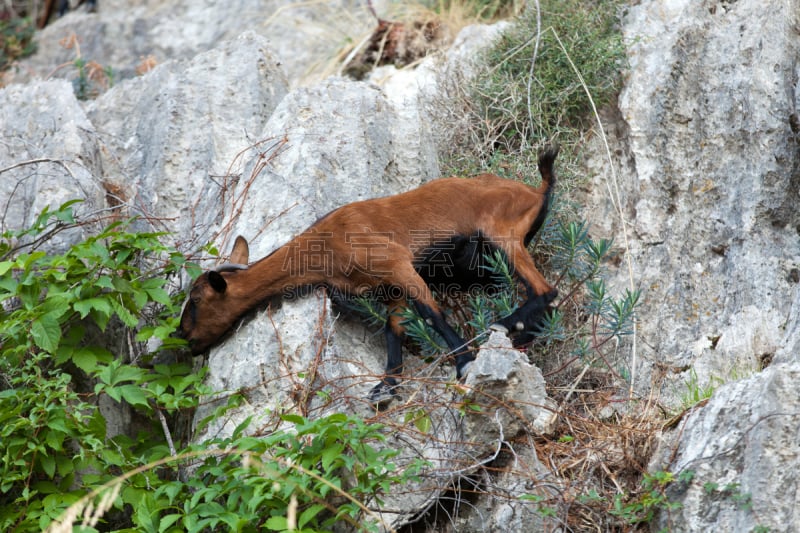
[456,360,473,380]
[368,381,400,407]
[544,288,558,304]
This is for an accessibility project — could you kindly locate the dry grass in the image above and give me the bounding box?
[273,0,524,85]
[538,369,662,530]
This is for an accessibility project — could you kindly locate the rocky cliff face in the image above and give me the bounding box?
[583,0,800,530]
[3,0,800,531]
[588,0,800,397]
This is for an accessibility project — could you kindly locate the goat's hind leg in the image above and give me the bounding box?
[368,272,476,406]
[492,241,557,341]
[366,252,477,406]
[367,297,475,405]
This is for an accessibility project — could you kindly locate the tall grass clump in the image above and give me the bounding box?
[440,0,627,175]
[478,0,626,149]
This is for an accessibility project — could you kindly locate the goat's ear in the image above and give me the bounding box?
[229,236,250,265]
[208,271,228,293]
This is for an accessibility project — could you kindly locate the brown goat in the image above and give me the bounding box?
[179,147,559,402]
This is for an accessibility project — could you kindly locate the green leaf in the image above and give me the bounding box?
[280,414,305,425]
[145,286,172,306]
[0,274,18,293]
[39,454,56,478]
[102,384,122,403]
[119,384,150,409]
[184,262,203,279]
[321,445,343,471]
[54,201,80,224]
[41,295,70,318]
[71,346,113,373]
[298,503,326,529]
[404,409,432,434]
[96,361,145,387]
[74,298,113,320]
[131,287,149,310]
[55,455,75,477]
[158,513,182,532]
[88,241,110,263]
[0,261,14,276]
[111,276,132,293]
[44,425,66,451]
[414,413,432,434]
[111,298,139,327]
[31,313,61,353]
[264,516,287,530]
[95,275,114,290]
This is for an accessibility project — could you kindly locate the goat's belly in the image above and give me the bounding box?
[414,231,505,296]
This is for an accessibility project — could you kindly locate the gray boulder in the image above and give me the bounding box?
[5,0,379,88]
[0,30,289,248]
[85,30,289,242]
[463,331,557,442]
[649,363,800,532]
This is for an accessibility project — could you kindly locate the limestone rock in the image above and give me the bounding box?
[579,0,800,529]
[85,30,288,241]
[452,445,558,533]
[0,79,104,250]
[650,364,800,532]
[5,0,379,88]
[464,331,557,443]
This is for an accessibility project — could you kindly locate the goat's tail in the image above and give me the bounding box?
[537,144,559,194]
[523,145,559,245]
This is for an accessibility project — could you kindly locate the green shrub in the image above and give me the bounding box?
[140,414,413,533]
[1,16,37,72]
[483,0,626,144]
[610,470,691,527]
[46,413,414,533]
[0,202,422,531]
[0,202,196,530]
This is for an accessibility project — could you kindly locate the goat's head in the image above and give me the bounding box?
[179,236,250,355]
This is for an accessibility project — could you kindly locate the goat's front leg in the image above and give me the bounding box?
[495,283,557,340]
[396,262,475,376]
[412,300,475,378]
[368,308,406,405]
[368,259,475,405]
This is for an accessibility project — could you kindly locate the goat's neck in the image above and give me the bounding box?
[227,237,326,309]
